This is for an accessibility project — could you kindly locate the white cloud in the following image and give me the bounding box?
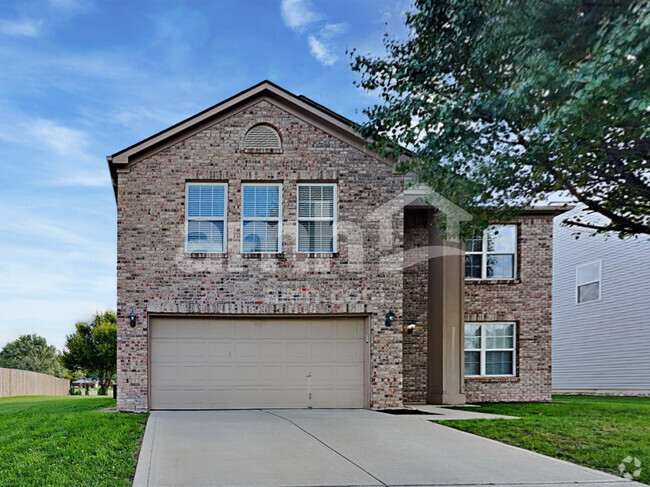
[30,119,89,156]
[280,0,324,33]
[0,19,42,37]
[280,2,346,66]
[320,22,348,40]
[308,35,338,66]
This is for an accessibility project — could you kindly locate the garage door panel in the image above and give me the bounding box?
[260,366,284,382]
[337,365,364,383]
[234,366,260,381]
[209,366,234,382]
[179,342,209,362]
[338,342,364,361]
[285,366,310,383]
[337,321,364,338]
[154,365,181,383]
[151,341,177,362]
[150,317,365,409]
[311,321,336,338]
[208,342,232,359]
[311,342,334,360]
[259,321,287,338]
[286,342,310,361]
[259,342,284,360]
[234,320,258,338]
[235,342,259,359]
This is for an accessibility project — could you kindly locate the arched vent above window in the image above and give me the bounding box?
[244,124,282,153]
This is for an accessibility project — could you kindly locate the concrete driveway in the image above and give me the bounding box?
[133,409,642,487]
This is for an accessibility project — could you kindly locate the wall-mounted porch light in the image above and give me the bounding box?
[129,311,136,328]
[406,321,416,334]
[385,310,396,327]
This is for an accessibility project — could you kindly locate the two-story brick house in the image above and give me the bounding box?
[107,81,560,411]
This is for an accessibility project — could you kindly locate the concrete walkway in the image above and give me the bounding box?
[133,409,642,487]
[403,404,518,420]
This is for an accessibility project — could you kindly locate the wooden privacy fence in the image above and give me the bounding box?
[0,368,69,398]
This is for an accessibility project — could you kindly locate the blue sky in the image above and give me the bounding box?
[0,0,410,350]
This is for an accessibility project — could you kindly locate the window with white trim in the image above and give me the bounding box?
[186,183,227,253]
[241,184,282,253]
[465,225,517,279]
[297,184,337,253]
[464,322,516,376]
[576,260,601,303]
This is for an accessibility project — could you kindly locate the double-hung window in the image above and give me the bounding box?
[576,260,601,303]
[297,184,337,253]
[465,225,517,279]
[464,322,516,376]
[241,184,282,253]
[185,183,227,253]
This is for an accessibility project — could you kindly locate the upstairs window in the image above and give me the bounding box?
[465,322,516,377]
[186,183,227,253]
[244,124,281,152]
[241,184,282,253]
[297,184,337,253]
[576,261,601,303]
[465,225,517,280]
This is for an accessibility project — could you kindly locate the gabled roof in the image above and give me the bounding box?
[106,80,383,199]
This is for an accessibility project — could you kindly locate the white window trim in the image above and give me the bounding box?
[575,260,602,304]
[185,182,228,254]
[465,225,517,281]
[296,183,338,253]
[464,322,517,377]
[240,183,283,254]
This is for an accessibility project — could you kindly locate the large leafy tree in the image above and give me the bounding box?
[62,311,117,395]
[0,334,66,378]
[350,0,650,236]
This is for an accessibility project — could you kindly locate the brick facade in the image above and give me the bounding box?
[113,83,555,410]
[402,212,554,403]
[402,210,429,403]
[115,99,404,411]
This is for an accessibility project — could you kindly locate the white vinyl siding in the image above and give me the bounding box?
[241,184,282,253]
[553,205,650,391]
[576,260,601,303]
[185,183,227,253]
[464,322,516,377]
[297,184,337,253]
[465,225,517,280]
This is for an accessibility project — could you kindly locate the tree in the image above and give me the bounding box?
[62,311,117,395]
[0,334,67,378]
[350,0,650,237]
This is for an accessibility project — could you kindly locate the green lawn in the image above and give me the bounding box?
[439,395,650,484]
[0,396,148,487]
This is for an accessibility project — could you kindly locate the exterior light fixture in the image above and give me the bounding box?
[385,310,396,327]
[129,311,136,328]
[406,321,416,334]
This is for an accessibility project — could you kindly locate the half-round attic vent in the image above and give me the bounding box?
[244,124,282,152]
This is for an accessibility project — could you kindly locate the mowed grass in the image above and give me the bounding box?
[439,395,650,484]
[0,395,148,487]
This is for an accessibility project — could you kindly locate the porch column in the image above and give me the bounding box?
[426,211,466,404]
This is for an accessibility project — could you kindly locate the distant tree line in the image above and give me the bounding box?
[0,310,117,396]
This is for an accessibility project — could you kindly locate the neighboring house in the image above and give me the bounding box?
[553,206,650,393]
[107,81,560,411]
[72,378,96,388]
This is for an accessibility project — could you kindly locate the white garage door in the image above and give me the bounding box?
[150,317,366,409]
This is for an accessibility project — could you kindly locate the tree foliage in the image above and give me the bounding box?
[62,310,117,395]
[0,334,67,378]
[350,0,650,236]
